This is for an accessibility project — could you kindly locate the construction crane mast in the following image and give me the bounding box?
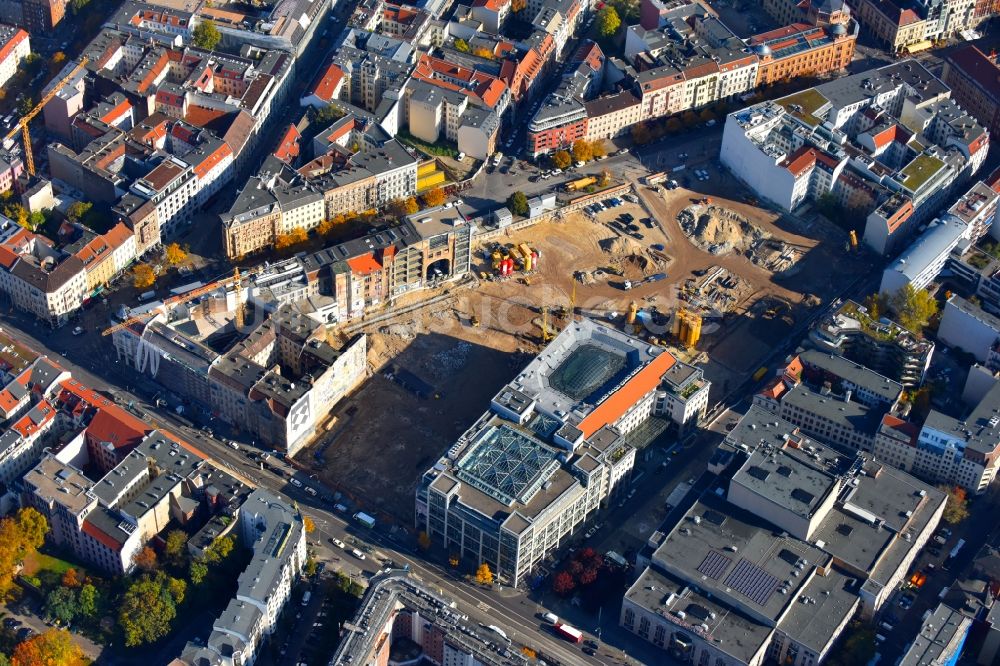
[2,57,89,177]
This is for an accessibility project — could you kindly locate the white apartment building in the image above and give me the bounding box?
[0,25,30,88]
[874,377,1000,495]
[0,226,88,327]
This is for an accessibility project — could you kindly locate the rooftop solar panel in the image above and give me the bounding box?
[725,559,779,606]
[697,551,732,580]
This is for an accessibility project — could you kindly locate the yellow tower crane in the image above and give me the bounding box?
[234,267,245,329]
[2,57,89,177]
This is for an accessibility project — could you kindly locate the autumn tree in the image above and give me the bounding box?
[475,563,494,585]
[939,485,969,524]
[422,187,446,207]
[305,558,318,576]
[417,531,431,551]
[165,529,188,566]
[551,150,572,170]
[317,219,336,236]
[0,508,49,597]
[572,140,593,163]
[132,263,156,289]
[193,20,221,50]
[387,197,419,218]
[665,117,683,134]
[165,242,188,265]
[275,228,308,249]
[512,0,526,11]
[590,140,607,159]
[11,629,84,666]
[448,553,460,568]
[133,546,158,573]
[890,284,938,334]
[522,647,537,659]
[61,568,81,588]
[631,122,652,145]
[598,169,612,187]
[52,51,66,66]
[454,38,470,52]
[473,47,494,59]
[507,191,529,217]
[552,571,576,596]
[304,516,316,533]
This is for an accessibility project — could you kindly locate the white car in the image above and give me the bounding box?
[290,478,303,488]
[72,326,84,336]
[352,548,366,560]
[331,538,346,548]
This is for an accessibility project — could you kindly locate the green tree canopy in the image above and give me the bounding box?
[193,20,222,51]
[890,284,938,334]
[44,587,78,625]
[507,191,529,217]
[597,6,621,39]
[118,573,186,646]
[78,584,99,618]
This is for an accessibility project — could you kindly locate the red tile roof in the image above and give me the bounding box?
[185,105,228,128]
[82,520,122,552]
[346,253,382,274]
[100,98,133,125]
[310,63,345,104]
[984,164,1000,194]
[59,380,150,449]
[12,400,54,438]
[578,352,675,438]
[881,413,919,445]
[274,124,301,163]
[0,28,28,66]
[759,377,789,400]
[193,142,233,179]
[871,123,911,149]
[783,145,818,178]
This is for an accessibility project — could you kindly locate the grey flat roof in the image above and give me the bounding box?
[624,566,773,664]
[781,383,883,435]
[922,362,1000,455]
[898,602,970,666]
[731,444,838,520]
[799,349,902,404]
[653,494,829,623]
[775,567,859,654]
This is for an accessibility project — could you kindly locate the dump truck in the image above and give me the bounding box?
[623,272,667,290]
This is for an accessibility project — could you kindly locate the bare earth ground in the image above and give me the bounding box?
[301,175,874,524]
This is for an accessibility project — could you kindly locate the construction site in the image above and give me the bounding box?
[297,172,869,526]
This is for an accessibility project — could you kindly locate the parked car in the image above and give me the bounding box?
[330,538,345,548]
[72,326,84,336]
[290,478,303,488]
[352,548,366,560]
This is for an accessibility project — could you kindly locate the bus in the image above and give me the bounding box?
[354,511,376,529]
[555,623,583,643]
